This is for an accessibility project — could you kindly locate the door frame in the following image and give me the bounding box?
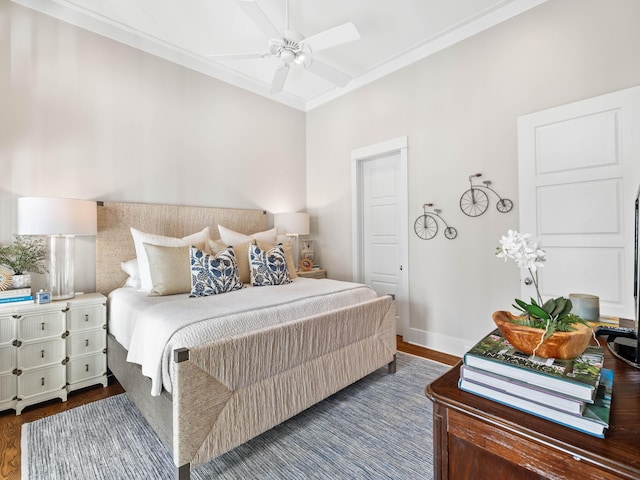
[351,136,409,335]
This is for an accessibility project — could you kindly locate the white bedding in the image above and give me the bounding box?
[108,278,378,396]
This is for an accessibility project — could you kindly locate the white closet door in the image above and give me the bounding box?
[518,85,640,318]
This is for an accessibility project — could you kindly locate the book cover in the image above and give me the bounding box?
[0,295,34,304]
[0,296,34,306]
[459,368,613,438]
[0,288,32,298]
[460,365,586,415]
[581,368,613,427]
[463,329,603,402]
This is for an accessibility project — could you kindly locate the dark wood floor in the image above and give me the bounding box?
[0,337,459,480]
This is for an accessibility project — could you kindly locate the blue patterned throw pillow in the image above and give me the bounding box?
[249,243,291,286]
[189,246,243,297]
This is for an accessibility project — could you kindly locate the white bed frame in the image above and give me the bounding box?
[96,201,397,479]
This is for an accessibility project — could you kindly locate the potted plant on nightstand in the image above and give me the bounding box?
[0,235,47,288]
[494,230,593,359]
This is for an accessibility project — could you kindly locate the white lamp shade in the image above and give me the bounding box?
[18,197,97,236]
[274,212,310,235]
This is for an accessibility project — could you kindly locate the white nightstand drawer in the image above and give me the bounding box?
[0,371,16,404]
[18,364,66,399]
[18,311,66,341]
[0,345,15,374]
[0,315,15,343]
[67,353,106,384]
[67,329,106,356]
[17,339,66,370]
[67,304,106,331]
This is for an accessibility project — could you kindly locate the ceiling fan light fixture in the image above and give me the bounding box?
[280,49,296,64]
[294,51,306,64]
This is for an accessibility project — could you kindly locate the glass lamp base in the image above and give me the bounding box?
[47,235,76,301]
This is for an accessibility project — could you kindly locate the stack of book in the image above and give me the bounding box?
[459,329,613,438]
[0,287,34,306]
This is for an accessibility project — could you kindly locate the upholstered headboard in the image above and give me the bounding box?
[95,201,267,295]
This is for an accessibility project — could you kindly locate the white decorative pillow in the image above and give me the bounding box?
[120,258,141,289]
[249,243,291,286]
[218,225,277,245]
[143,244,191,296]
[189,246,243,296]
[131,227,210,292]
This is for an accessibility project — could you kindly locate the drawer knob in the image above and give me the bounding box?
[12,339,22,348]
[85,364,89,372]
[85,339,89,347]
[85,314,89,322]
[41,377,45,386]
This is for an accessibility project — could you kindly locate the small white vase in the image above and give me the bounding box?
[11,274,31,289]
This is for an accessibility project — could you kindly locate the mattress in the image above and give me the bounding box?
[108,278,378,395]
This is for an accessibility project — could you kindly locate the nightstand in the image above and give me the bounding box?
[0,292,107,415]
[297,268,327,279]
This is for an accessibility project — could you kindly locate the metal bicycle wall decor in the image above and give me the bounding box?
[459,173,513,217]
[414,204,457,240]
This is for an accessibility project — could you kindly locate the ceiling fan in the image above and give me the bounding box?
[206,0,361,94]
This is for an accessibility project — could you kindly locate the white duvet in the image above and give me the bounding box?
[108,278,378,396]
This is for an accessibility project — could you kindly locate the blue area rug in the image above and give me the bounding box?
[23,353,449,479]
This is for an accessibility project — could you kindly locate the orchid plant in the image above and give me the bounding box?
[496,230,589,339]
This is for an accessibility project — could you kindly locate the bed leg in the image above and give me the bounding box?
[177,463,190,480]
[175,348,191,480]
[388,354,397,374]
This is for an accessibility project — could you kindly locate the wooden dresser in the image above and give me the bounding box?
[426,335,640,480]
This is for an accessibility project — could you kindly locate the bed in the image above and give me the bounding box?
[96,201,397,480]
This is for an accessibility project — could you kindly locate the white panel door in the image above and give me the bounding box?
[362,154,402,298]
[518,86,640,318]
[352,137,409,336]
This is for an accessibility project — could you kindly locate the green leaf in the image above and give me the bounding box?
[544,322,557,339]
[512,303,526,313]
[551,297,566,316]
[542,298,557,314]
[521,303,549,320]
[514,298,529,310]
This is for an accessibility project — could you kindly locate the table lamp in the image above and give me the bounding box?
[18,197,97,300]
[274,212,309,270]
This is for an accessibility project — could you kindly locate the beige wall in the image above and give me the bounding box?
[306,0,640,355]
[0,2,306,293]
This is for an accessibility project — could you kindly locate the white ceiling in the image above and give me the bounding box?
[12,0,546,111]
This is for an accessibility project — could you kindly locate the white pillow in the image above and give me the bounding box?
[218,225,277,245]
[131,226,210,292]
[120,258,141,289]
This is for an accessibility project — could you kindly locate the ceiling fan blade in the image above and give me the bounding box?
[306,59,351,87]
[237,0,281,40]
[205,53,267,60]
[270,64,290,93]
[302,22,360,53]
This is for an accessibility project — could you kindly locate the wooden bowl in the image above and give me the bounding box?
[492,311,593,359]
